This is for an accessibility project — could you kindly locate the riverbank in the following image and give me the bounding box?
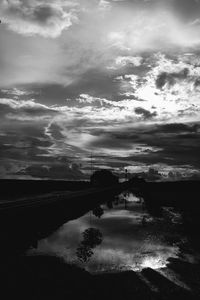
[0,179,91,201]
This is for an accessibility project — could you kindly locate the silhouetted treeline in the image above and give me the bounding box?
[134,180,200,235]
[142,180,200,210]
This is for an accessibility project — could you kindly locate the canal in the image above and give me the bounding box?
[30,191,184,274]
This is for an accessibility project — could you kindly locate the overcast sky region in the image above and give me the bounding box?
[1,0,200,180]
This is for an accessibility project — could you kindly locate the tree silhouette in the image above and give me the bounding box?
[92,206,104,218]
[76,228,103,263]
[90,170,118,186]
[76,245,94,262]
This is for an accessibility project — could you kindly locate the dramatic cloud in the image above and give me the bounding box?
[0,0,77,38]
[134,107,157,120]
[17,163,84,180]
[1,0,200,179]
[0,98,58,120]
[1,92,199,179]
[156,68,189,89]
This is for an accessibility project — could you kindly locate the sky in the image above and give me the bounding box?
[0,0,200,180]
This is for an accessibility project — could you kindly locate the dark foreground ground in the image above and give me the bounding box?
[1,254,200,300]
[0,179,91,201]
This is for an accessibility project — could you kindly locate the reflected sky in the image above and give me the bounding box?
[31,193,179,273]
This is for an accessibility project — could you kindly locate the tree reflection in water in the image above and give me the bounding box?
[92,206,104,218]
[76,228,103,263]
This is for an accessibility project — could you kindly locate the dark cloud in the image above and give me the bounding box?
[124,0,200,21]
[146,123,199,134]
[0,0,74,37]
[89,133,134,150]
[0,130,52,163]
[16,68,130,106]
[87,122,200,169]
[130,123,200,168]
[134,107,157,119]
[169,0,200,21]
[0,100,55,178]
[63,68,122,102]
[16,163,85,180]
[31,5,57,24]
[47,123,65,140]
[194,78,200,88]
[156,68,189,89]
[0,97,88,179]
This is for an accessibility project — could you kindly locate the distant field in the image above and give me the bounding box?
[0,179,91,201]
[0,178,199,205]
[142,180,200,211]
[145,180,199,194]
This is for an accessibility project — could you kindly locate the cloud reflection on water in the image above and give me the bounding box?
[33,193,179,273]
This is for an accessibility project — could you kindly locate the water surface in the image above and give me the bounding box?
[31,192,180,273]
